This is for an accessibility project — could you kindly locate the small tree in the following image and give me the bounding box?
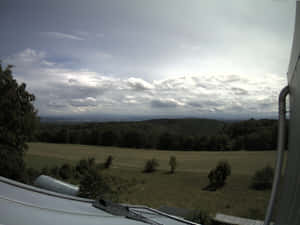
[169,156,177,173]
[104,155,113,169]
[251,165,274,190]
[143,158,159,173]
[207,160,231,190]
[78,169,113,200]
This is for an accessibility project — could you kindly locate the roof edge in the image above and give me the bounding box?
[0,176,93,203]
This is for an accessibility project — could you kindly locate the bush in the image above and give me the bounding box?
[59,163,72,180]
[143,158,159,173]
[251,165,274,190]
[246,208,265,220]
[0,147,27,182]
[169,156,177,173]
[186,209,212,225]
[50,166,59,178]
[41,166,50,176]
[25,167,40,184]
[75,158,97,176]
[104,155,113,169]
[207,160,231,190]
[78,169,114,200]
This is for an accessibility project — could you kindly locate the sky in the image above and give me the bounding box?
[0,0,297,120]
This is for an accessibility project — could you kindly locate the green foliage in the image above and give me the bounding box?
[157,132,176,150]
[251,165,274,190]
[143,158,159,173]
[59,163,72,180]
[169,156,177,173]
[207,160,231,190]
[0,146,26,181]
[0,64,38,181]
[104,155,113,169]
[78,169,114,200]
[101,131,118,146]
[25,167,40,184]
[50,166,59,178]
[41,166,50,176]
[75,158,96,176]
[121,130,146,148]
[186,209,212,225]
[35,118,280,152]
[246,208,265,220]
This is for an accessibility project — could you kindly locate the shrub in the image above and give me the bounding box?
[143,158,159,173]
[41,166,50,176]
[0,147,26,182]
[50,166,59,178]
[78,169,114,200]
[104,155,113,169]
[247,208,265,220]
[186,209,212,225]
[75,158,96,176]
[251,165,274,190]
[59,163,72,180]
[25,167,40,184]
[87,157,96,168]
[169,156,177,173]
[207,160,231,190]
[75,159,89,175]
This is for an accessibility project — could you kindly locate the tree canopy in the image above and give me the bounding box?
[0,63,38,181]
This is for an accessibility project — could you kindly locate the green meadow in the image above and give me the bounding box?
[25,142,279,219]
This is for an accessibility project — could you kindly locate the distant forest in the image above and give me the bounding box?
[32,118,287,151]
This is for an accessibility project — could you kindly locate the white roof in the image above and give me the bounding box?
[0,176,198,225]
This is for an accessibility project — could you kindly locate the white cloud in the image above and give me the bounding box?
[70,97,97,107]
[41,32,84,41]
[4,48,287,118]
[126,77,154,91]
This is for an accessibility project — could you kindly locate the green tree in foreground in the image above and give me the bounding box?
[169,156,177,173]
[0,64,38,181]
[78,169,113,200]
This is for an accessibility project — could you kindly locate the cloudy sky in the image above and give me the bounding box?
[0,0,297,120]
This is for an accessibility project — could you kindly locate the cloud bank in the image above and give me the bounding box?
[4,48,286,119]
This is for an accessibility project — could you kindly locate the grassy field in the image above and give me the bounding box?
[25,142,278,219]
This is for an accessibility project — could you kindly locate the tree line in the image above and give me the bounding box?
[32,118,285,151]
